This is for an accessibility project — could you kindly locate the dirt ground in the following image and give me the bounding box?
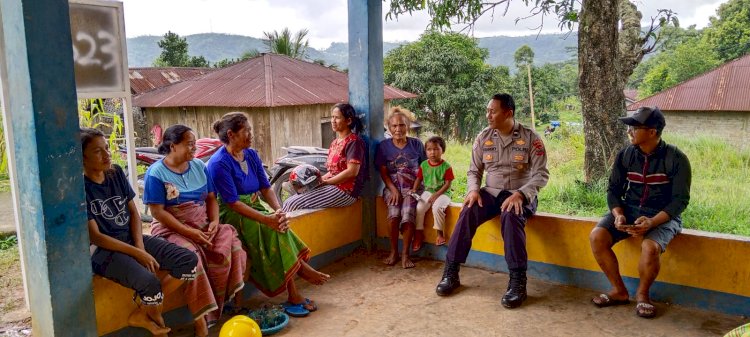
[168,249,746,337]
[2,249,747,336]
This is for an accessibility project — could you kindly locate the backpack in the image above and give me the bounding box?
[623,143,678,177]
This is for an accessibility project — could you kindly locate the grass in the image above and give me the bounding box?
[441,129,750,236]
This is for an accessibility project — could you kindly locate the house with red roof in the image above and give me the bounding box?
[627,54,750,148]
[133,53,417,163]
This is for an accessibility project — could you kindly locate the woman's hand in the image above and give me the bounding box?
[206,220,219,242]
[185,227,213,247]
[263,210,290,233]
[133,249,160,273]
[386,186,401,206]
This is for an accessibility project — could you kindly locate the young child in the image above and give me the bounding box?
[410,136,454,250]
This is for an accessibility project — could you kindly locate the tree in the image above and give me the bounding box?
[638,38,720,97]
[153,31,210,67]
[263,28,310,59]
[703,0,750,61]
[213,49,260,68]
[384,31,510,141]
[386,0,676,182]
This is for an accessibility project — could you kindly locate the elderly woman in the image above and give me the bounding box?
[206,112,330,318]
[81,128,198,336]
[376,107,427,269]
[143,125,246,337]
[282,103,368,212]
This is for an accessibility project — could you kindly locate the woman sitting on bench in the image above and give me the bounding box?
[81,128,198,336]
[143,124,247,337]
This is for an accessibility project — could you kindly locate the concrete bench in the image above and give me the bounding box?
[375,198,750,316]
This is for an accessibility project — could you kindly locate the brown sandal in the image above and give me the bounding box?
[636,302,656,318]
[592,293,630,307]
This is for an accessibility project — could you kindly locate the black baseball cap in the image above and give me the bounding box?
[619,106,666,131]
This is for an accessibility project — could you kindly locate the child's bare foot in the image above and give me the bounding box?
[412,230,424,252]
[298,262,331,285]
[127,309,170,335]
[435,235,446,246]
[383,252,398,266]
[402,255,415,269]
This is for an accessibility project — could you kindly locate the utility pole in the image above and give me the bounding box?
[526,64,536,129]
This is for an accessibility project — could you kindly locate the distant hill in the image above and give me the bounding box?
[126,32,577,69]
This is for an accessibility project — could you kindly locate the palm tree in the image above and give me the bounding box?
[263,28,309,59]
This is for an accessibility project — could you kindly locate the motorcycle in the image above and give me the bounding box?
[268,146,328,202]
[118,138,223,221]
[119,138,224,168]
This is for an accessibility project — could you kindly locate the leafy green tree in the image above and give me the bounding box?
[629,25,702,89]
[263,28,309,59]
[153,31,210,67]
[639,38,720,97]
[384,31,510,141]
[703,0,750,61]
[213,49,260,68]
[386,0,677,182]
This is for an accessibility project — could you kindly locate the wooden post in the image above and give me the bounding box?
[348,0,384,250]
[0,0,97,335]
[527,64,536,128]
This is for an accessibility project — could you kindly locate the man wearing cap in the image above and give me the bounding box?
[435,93,549,309]
[589,106,691,318]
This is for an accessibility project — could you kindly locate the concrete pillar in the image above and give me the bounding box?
[348,0,384,250]
[0,0,97,335]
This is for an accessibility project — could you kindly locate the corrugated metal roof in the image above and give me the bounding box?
[132,54,418,108]
[628,54,750,112]
[129,67,213,96]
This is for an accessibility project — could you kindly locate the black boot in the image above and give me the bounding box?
[436,261,461,296]
[501,270,527,308]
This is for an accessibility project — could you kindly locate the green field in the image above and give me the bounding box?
[440,129,750,236]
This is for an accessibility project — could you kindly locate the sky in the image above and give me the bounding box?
[121,0,729,49]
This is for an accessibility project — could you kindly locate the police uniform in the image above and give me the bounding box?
[446,122,549,271]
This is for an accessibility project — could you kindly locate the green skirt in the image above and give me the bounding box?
[219,193,310,297]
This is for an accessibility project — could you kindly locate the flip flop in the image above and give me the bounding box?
[435,237,446,246]
[592,293,630,308]
[282,298,317,313]
[636,302,656,318]
[281,302,310,317]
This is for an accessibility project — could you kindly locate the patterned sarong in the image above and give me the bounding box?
[219,193,310,297]
[151,201,246,323]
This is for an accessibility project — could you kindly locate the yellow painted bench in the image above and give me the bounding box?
[375,198,750,316]
[94,201,363,336]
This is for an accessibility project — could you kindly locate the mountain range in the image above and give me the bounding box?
[127,32,578,70]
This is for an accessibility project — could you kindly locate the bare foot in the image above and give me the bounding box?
[298,262,331,285]
[402,255,415,269]
[127,309,170,335]
[194,317,208,337]
[144,304,166,328]
[382,251,398,266]
[412,230,424,252]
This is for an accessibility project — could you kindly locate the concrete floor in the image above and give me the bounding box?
[169,249,747,337]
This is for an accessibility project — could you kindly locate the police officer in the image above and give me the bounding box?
[436,93,549,309]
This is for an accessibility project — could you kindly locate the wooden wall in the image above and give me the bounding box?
[143,101,395,165]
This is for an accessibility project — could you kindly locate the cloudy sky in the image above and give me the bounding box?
[121,0,728,49]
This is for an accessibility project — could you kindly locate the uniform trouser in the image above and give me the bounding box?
[445,189,536,271]
[91,235,198,305]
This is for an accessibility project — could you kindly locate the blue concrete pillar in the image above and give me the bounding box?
[0,0,97,336]
[348,0,384,250]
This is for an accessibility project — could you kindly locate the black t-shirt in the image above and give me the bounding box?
[84,165,136,242]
